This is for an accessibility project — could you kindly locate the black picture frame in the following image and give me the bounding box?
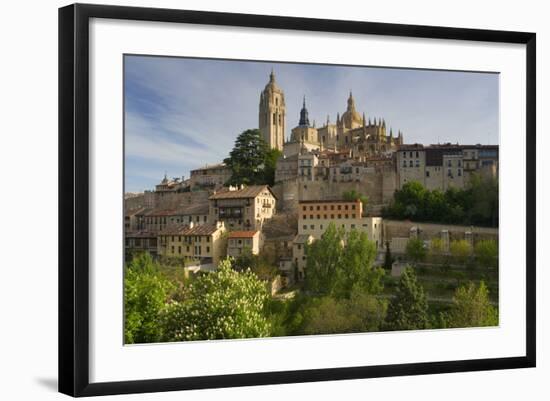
[58,3,536,397]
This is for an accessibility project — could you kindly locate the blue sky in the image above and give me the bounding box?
[124,55,499,193]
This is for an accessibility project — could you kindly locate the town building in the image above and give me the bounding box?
[227,231,263,258]
[189,163,232,190]
[208,185,277,231]
[292,234,314,281]
[396,143,499,191]
[166,203,210,226]
[158,221,227,267]
[125,231,159,259]
[297,199,383,248]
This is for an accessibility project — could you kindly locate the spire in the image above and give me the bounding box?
[326,114,330,125]
[337,112,340,124]
[362,112,366,127]
[298,95,310,126]
[390,128,393,137]
[269,68,275,83]
[368,117,371,126]
[373,117,377,125]
[347,91,356,112]
[382,119,386,128]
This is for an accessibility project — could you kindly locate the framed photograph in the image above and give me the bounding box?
[58,3,536,397]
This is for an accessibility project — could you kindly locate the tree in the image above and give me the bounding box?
[342,189,369,208]
[301,292,387,335]
[124,253,174,344]
[161,259,271,341]
[429,237,445,255]
[446,281,498,328]
[384,267,429,331]
[383,241,394,270]
[305,223,384,298]
[224,129,280,186]
[450,239,472,265]
[474,240,498,269]
[405,237,427,264]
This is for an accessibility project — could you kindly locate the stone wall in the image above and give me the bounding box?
[383,219,498,251]
[124,190,211,211]
[272,169,397,213]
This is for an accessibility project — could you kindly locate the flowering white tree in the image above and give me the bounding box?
[162,259,271,341]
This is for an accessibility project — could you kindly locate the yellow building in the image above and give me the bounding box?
[227,231,262,257]
[158,221,227,267]
[297,200,382,249]
[209,185,277,231]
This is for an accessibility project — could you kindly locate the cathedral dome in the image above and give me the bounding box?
[340,92,363,129]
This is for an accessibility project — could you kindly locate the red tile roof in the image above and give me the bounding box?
[209,185,277,200]
[228,231,259,238]
[160,223,222,236]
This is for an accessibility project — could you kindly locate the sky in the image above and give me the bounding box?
[124,55,499,193]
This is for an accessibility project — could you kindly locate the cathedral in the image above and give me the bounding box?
[258,70,404,160]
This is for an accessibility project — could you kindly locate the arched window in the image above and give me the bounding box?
[273,113,276,125]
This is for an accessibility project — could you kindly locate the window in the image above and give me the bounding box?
[337,205,341,210]
[338,214,341,219]
[317,215,320,219]
[302,206,306,211]
[323,214,327,219]
[303,225,307,230]
[323,205,327,210]
[344,205,348,210]
[345,214,349,219]
[403,151,406,158]
[416,160,420,167]
[409,151,413,157]
[297,244,301,250]
[447,160,452,167]
[310,225,315,229]
[409,160,413,167]
[331,205,334,210]
[331,214,334,219]
[206,237,210,243]
[352,205,356,210]
[186,246,190,252]
[178,246,181,254]
[458,160,462,167]
[458,169,462,176]
[316,205,320,211]
[171,246,174,253]
[351,224,355,229]
[206,246,210,253]
[416,151,419,158]
[448,168,452,177]
[426,171,430,177]
[403,160,407,168]
[320,225,323,230]
[310,215,313,219]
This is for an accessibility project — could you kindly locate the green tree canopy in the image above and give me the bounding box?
[304,223,384,298]
[224,129,281,186]
[384,267,429,331]
[301,292,387,335]
[446,281,498,328]
[124,253,174,344]
[450,239,472,265]
[474,240,498,269]
[382,175,499,227]
[161,259,271,341]
[342,190,369,208]
[405,237,427,264]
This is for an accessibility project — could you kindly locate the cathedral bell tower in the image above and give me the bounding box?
[259,70,286,151]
